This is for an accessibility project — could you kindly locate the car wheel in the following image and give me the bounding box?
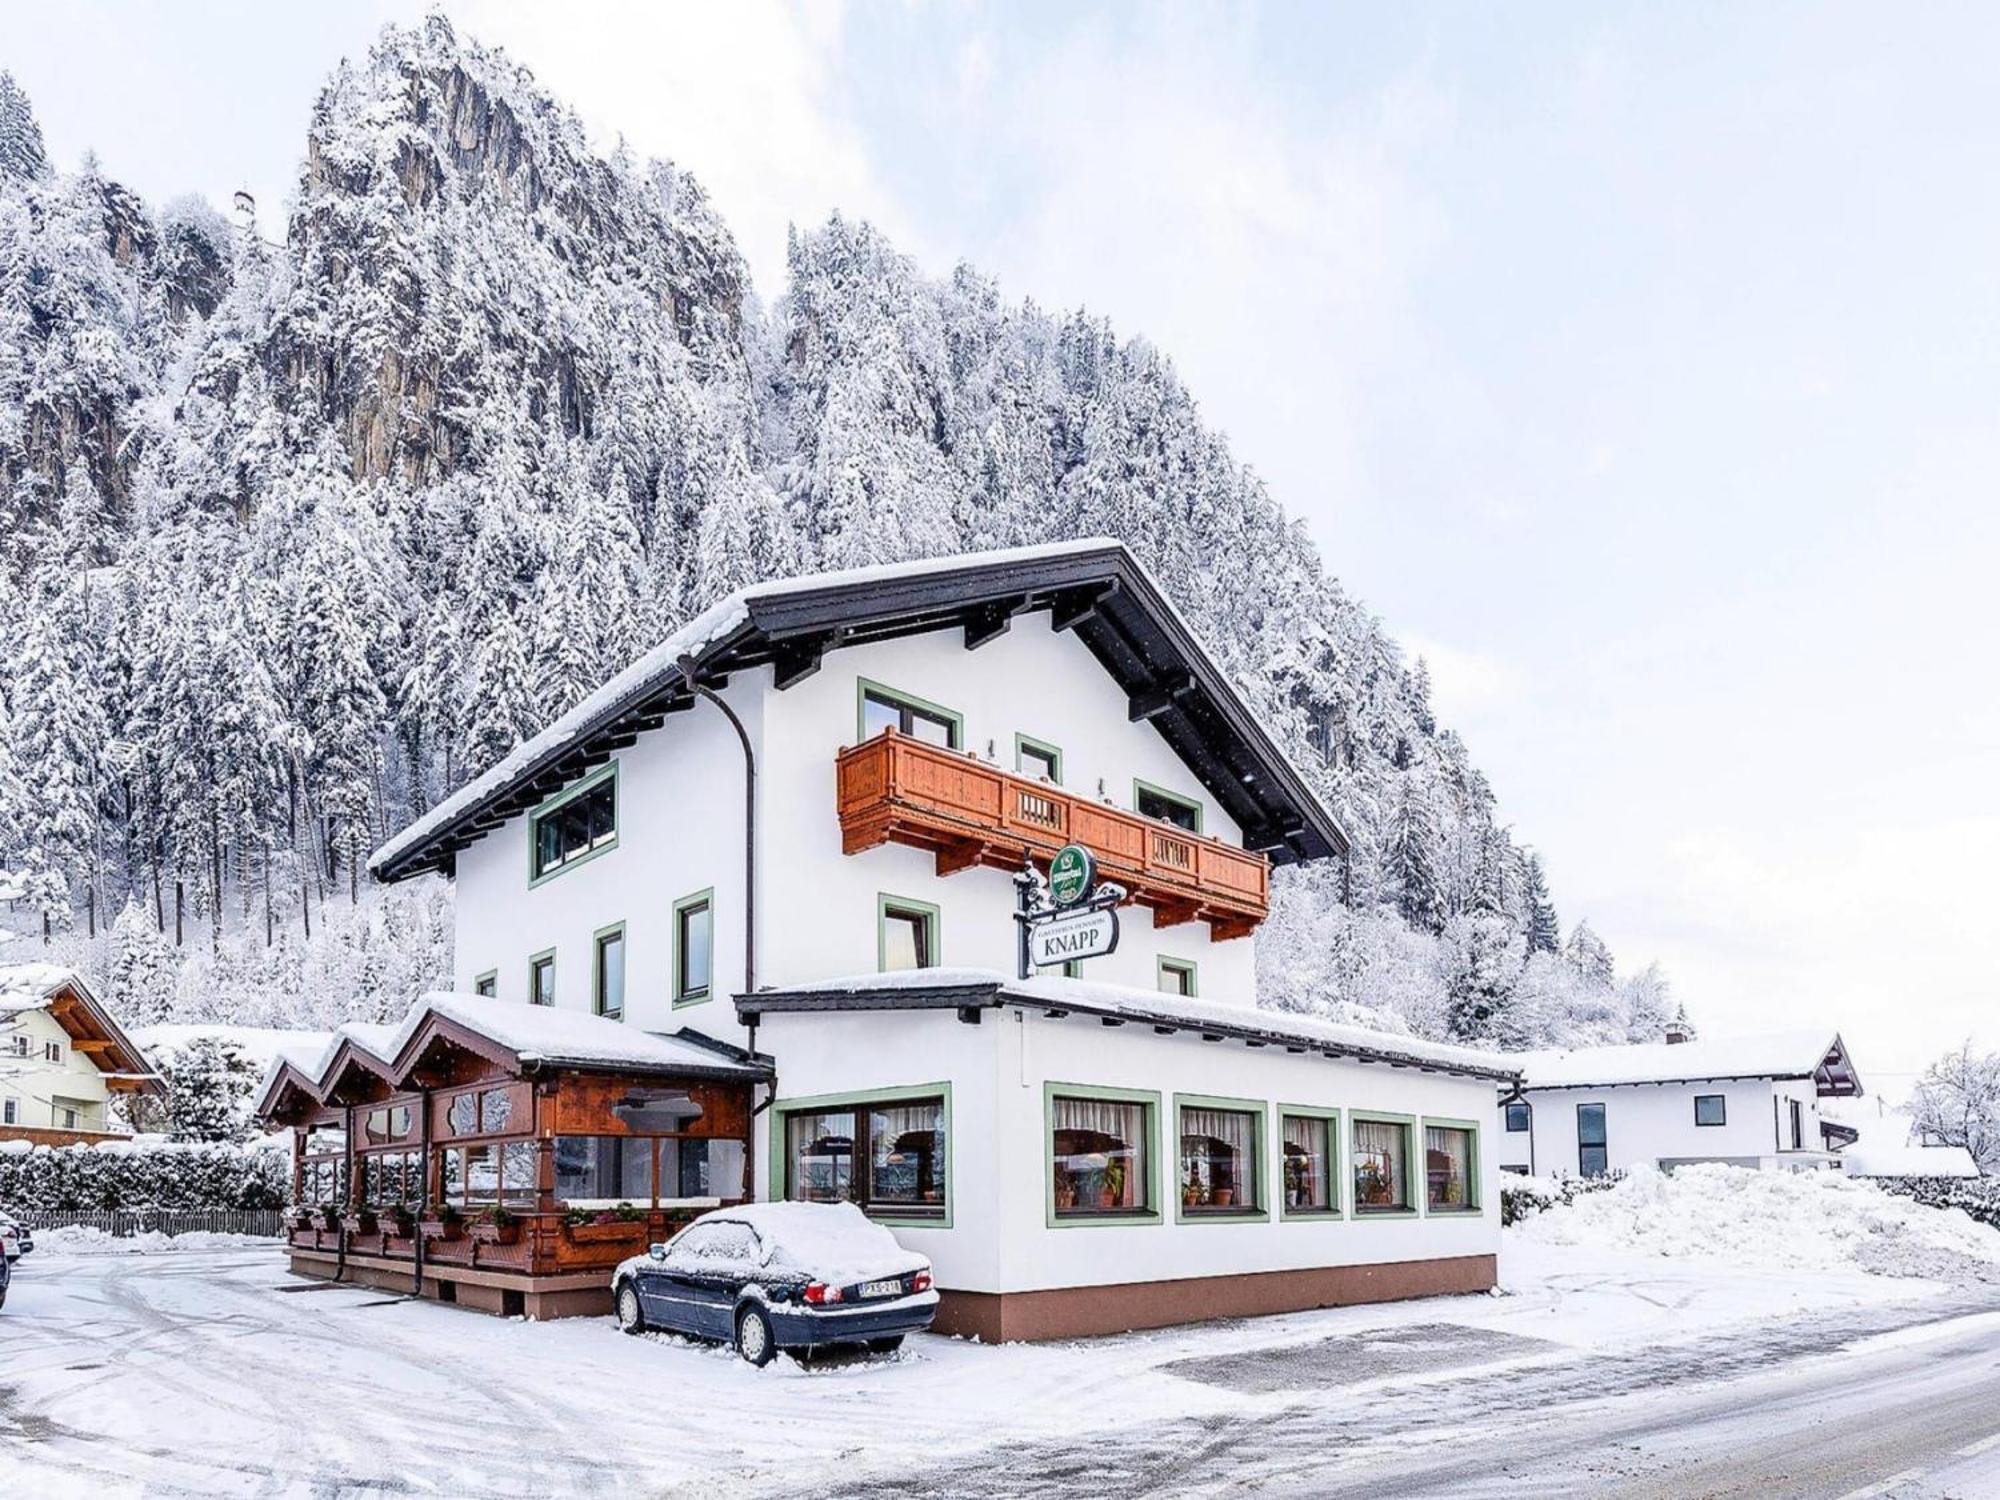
[614,1281,645,1335]
[865,1335,904,1355]
[735,1305,777,1367]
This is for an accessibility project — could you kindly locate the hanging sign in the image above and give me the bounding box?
[1028,907,1120,968]
[1048,844,1097,908]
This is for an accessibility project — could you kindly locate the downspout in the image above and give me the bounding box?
[335,1101,353,1283]
[675,654,756,1005]
[1500,1080,1534,1176]
[412,1085,432,1297]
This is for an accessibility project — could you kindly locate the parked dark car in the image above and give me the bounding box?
[0,1210,33,1262]
[612,1202,937,1366]
[0,1237,10,1310]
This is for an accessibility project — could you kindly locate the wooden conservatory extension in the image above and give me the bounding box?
[255,995,770,1319]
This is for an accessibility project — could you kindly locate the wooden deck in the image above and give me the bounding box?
[837,729,1270,939]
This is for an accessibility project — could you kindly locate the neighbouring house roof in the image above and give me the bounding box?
[0,963,164,1097]
[1844,1141,1982,1178]
[369,539,1348,883]
[735,968,1520,1083]
[254,993,773,1124]
[1509,1030,1862,1097]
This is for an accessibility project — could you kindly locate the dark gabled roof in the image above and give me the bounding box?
[736,970,1519,1084]
[371,540,1348,882]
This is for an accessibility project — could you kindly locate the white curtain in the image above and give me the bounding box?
[1354,1119,1408,1209]
[1426,1126,1471,1208]
[1055,1097,1140,1143]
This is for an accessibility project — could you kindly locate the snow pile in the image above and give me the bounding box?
[1511,1164,2000,1284]
[34,1224,273,1255]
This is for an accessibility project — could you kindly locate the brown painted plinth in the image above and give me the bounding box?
[286,1249,614,1320]
[933,1254,1498,1343]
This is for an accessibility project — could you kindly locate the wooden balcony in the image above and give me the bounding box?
[836,729,1269,940]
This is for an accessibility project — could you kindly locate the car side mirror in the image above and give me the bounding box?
[648,1243,668,1261]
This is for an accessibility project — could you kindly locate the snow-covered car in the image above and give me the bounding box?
[612,1201,937,1366]
[0,1211,31,1262]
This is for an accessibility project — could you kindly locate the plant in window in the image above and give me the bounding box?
[1356,1160,1392,1208]
[1055,1179,1077,1211]
[1100,1156,1127,1210]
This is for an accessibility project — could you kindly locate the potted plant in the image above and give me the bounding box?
[1212,1186,1235,1209]
[1054,1179,1077,1211]
[471,1204,522,1246]
[1099,1159,1127,1210]
[1357,1161,1392,1208]
[380,1201,417,1238]
[564,1202,649,1244]
[341,1203,379,1236]
[314,1203,342,1232]
[285,1205,315,1233]
[420,1201,465,1241]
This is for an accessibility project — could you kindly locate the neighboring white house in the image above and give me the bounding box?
[359,539,1518,1338]
[1496,1030,1862,1177]
[0,963,164,1142]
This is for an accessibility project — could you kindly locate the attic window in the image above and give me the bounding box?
[531,767,618,884]
[1135,782,1201,834]
[859,681,961,750]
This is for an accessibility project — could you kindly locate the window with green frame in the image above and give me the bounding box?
[472,971,497,999]
[1014,734,1062,784]
[530,764,618,884]
[1176,1096,1265,1219]
[858,680,962,749]
[672,890,713,1005]
[1423,1121,1479,1212]
[1280,1110,1338,1216]
[879,895,940,972]
[776,1086,950,1223]
[594,924,625,1020]
[1352,1113,1416,1214]
[1157,957,1198,997]
[529,950,556,1008]
[1134,779,1201,834]
[1048,1085,1159,1223]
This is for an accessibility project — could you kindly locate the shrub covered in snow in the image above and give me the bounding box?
[1510,1163,2000,1284]
[34,1224,271,1255]
[1499,1171,1625,1228]
[1878,1175,2000,1231]
[0,1138,288,1210]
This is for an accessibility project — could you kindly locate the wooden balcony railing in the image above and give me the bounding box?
[836,729,1269,940]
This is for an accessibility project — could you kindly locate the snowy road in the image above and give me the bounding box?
[1,1242,1996,1498]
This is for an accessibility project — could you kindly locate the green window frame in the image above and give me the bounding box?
[672,889,714,1007]
[1278,1105,1343,1220]
[1045,1082,1163,1228]
[1157,956,1199,997]
[528,762,619,887]
[1013,733,1063,784]
[528,948,556,1008]
[770,1082,954,1228]
[1350,1109,1419,1219]
[1421,1116,1482,1215]
[856,678,963,750]
[593,922,626,1021]
[472,970,497,999]
[878,893,941,973]
[1173,1093,1270,1224]
[1133,778,1202,835]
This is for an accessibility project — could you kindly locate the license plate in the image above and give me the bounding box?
[858,1278,903,1299]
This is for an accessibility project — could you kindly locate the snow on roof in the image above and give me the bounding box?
[745,966,1518,1080]
[1844,1142,1982,1179]
[0,961,80,1011]
[131,1024,338,1076]
[1513,1030,1852,1090]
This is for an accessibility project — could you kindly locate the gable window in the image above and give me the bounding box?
[44,1040,62,1063]
[473,971,497,999]
[594,924,626,1020]
[529,950,556,1008]
[1050,1088,1157,1221]
[1157,958,1198,997]
[1134,780,1202,834]
[1352,1116,1414,1213]
[1425,1123,1479,1212]
[1281,1112,1336,1215]
[779,1089,949,1222]
[673,891,713,1005]
[858,681,961,750]
[530,766,617,884]
[1577,1103,1608,1177]
[879,895,939,972]
[1504,1101,1531,1133]
[1015,734,1062,784]
[3,1100,15,1125]
[6,1035,25,1057]
[1694,1094,1726,1127]
[1177,1097,1264,1219]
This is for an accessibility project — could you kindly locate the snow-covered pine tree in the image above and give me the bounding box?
[1522,849,1562,955]
[0,72,47,183]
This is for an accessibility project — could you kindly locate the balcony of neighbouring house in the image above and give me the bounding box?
[836,729,1270,940]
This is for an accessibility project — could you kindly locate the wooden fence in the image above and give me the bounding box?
[15,1209,288,1238]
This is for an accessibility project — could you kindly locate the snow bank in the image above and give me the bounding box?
[1511,1164,2000,1284]
[34,1224,274,1255]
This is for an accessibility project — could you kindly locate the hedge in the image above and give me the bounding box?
[1877,1175,2000,1231]
[0,1138,290,1211]
[1499,1171,1625,1228]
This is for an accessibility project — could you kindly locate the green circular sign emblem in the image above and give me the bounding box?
[1049,845,1096,908]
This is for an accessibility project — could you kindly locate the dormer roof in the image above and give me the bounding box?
[369,540,1348,883]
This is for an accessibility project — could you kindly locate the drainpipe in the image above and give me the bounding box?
[1499,1081,1534,1176]
[412,1085,432,1298]
[675,654,755,1003]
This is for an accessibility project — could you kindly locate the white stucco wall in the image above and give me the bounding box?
[451,608,1272,1044]
[0,1008,115,1132]
[1497,1077,1841,1175]
[755,1006,1501,1296]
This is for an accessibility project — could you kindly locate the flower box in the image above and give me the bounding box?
[341,1211,379,1236]
[420,1217,465,1242]
[563,1218,647,1246]
[471,1221,522,1246]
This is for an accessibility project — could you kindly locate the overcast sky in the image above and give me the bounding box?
[10,2,1997,1096]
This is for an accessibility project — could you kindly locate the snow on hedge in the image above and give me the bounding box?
[1510,1164,2000,1284]
[34,1224,275,1255]
[0,1138,289,1210]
